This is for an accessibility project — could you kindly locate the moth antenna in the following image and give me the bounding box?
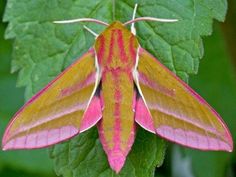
[53,18,109,26]
[83,25,98,38]
[131,3,138,35]
[124,17,178,26]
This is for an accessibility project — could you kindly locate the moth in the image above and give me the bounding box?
[2,4,233,173]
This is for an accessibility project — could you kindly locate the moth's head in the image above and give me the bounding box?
[98,21,134,37]
[104,21,128,31]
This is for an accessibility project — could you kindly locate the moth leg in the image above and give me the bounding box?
[83,25,98,38]
[131,3,138,35]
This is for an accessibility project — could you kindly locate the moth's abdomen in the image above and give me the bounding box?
[98,69,135,173]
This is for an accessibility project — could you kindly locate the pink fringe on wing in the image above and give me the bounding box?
[80,96,102,132]
[135,98,155,133]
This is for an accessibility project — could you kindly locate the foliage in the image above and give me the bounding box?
[1,1,235,177]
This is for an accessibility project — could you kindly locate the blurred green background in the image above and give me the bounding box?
[0,0,235,177]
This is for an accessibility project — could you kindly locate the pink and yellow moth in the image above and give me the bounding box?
[2,4,233,173]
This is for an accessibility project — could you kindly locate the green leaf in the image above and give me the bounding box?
[49,128,166,177]
[3,0,227,177]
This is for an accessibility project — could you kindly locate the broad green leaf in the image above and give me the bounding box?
[49,127,166,177]
[3,0,227,177]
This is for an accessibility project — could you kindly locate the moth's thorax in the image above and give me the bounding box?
[95,21,139,70]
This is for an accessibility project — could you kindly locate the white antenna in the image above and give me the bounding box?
[131,3,138,35]
[124,17,178,26]
[53,18,109,26]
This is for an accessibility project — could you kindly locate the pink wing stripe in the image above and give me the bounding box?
[3,96,102,150]
[156,126,232,151]
[137,48,233,152]
[80,96,102,132]
[3,126,78,150]
[135,97,155,133]
[2,49,95,146]
[135,94,232,151]
[140,48,232,142]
